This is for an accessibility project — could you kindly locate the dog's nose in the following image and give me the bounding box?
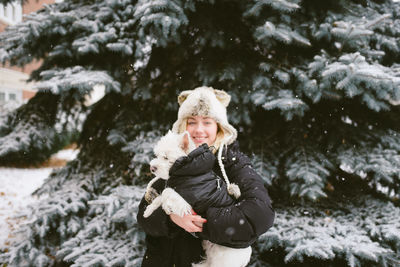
[150,166,157,173]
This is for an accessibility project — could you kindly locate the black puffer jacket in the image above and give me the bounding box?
[137,141,275,267]
[167,144,235,214]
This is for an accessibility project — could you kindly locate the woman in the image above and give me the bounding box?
[137,86,275,267]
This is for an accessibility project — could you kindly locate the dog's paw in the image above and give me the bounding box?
[145,187,159,203]
[172,199,192,217]
[143,206,153,218]
[143,196,162,218]
[161,188,192,216]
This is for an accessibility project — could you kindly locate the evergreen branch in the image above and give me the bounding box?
[261,90,309,120]
[255,196,400,266]
[57,185,146,266]
[317,52,400,110]
[336,143,400,200]
[0,92,80,165]
[251,141,280,186]
[121,129,163,178]
[364,14,391,30]
[244,0,300,17]
[284,145,333,200]
[36,66,121,95]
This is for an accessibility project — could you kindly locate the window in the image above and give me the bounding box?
[9,93,16,101]
[11,4,16,21]
[0,1,22,25]
[0,92,5,102]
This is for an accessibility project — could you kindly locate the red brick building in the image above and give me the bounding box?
[0,0,55,107]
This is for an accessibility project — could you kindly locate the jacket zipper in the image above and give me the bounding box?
[216,178,221,190]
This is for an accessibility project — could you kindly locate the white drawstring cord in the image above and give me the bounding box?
[217,138,241,199]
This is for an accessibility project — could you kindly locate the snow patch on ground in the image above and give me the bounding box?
[52,148,80,161]
[0,148,79,249]
[0,168,52,249]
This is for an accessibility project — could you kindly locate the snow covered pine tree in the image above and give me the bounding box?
[1,0,400,266]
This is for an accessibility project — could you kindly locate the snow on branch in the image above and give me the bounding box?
[133,0,188,47]
[314,11,391,51]
[0,2,91,66]
[253,147,280,186]
[336,142,400,199]
[284,145,334,201]
[244,0,300,17]
[0,92,78,165]
[260,89,309,120]
[255,21,311,48]
[256,197,400,266]
[36,66,121,96]
[314,52,400,110]
[121,129,163,177]
[2,181,92,266]
[57,185,146,266]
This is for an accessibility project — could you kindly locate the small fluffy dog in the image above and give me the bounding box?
[143,131,251,267]
[143,130,196,217]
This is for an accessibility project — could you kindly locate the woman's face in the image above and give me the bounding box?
[186,116,218,147]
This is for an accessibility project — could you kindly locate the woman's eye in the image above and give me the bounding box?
[163,156,168,160]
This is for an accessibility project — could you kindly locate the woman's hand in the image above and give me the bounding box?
[170,210,207,233]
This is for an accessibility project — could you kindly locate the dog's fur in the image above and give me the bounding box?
[143,131,251,267]
[143,131,196,217]
[196,240,251,267]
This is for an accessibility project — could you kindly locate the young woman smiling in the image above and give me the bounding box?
[137,86,275,267]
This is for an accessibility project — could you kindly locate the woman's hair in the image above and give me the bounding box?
[177,117,226,152]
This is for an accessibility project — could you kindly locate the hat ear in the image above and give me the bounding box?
[213,89,231,107]
[177,90,193,106]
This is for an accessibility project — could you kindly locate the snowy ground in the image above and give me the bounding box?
[0,149,78,249]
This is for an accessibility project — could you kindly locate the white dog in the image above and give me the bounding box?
[143,131,251,267]
[143,130,196,217]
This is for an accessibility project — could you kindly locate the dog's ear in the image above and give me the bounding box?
[186,132,196,152]
[177,90,193,106]
[181,132,189,153]
[181,131,195,154]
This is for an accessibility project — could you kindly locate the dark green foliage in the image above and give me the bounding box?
[1,0,400,266]
[0,92,77,165]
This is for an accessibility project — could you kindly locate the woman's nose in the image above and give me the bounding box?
[194,124,204,133]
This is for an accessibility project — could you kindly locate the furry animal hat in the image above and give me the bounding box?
[172,86,238,145]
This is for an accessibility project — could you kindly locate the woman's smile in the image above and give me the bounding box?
[192,136,208,143]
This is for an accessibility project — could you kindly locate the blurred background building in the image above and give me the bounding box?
[0,0,55,111]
